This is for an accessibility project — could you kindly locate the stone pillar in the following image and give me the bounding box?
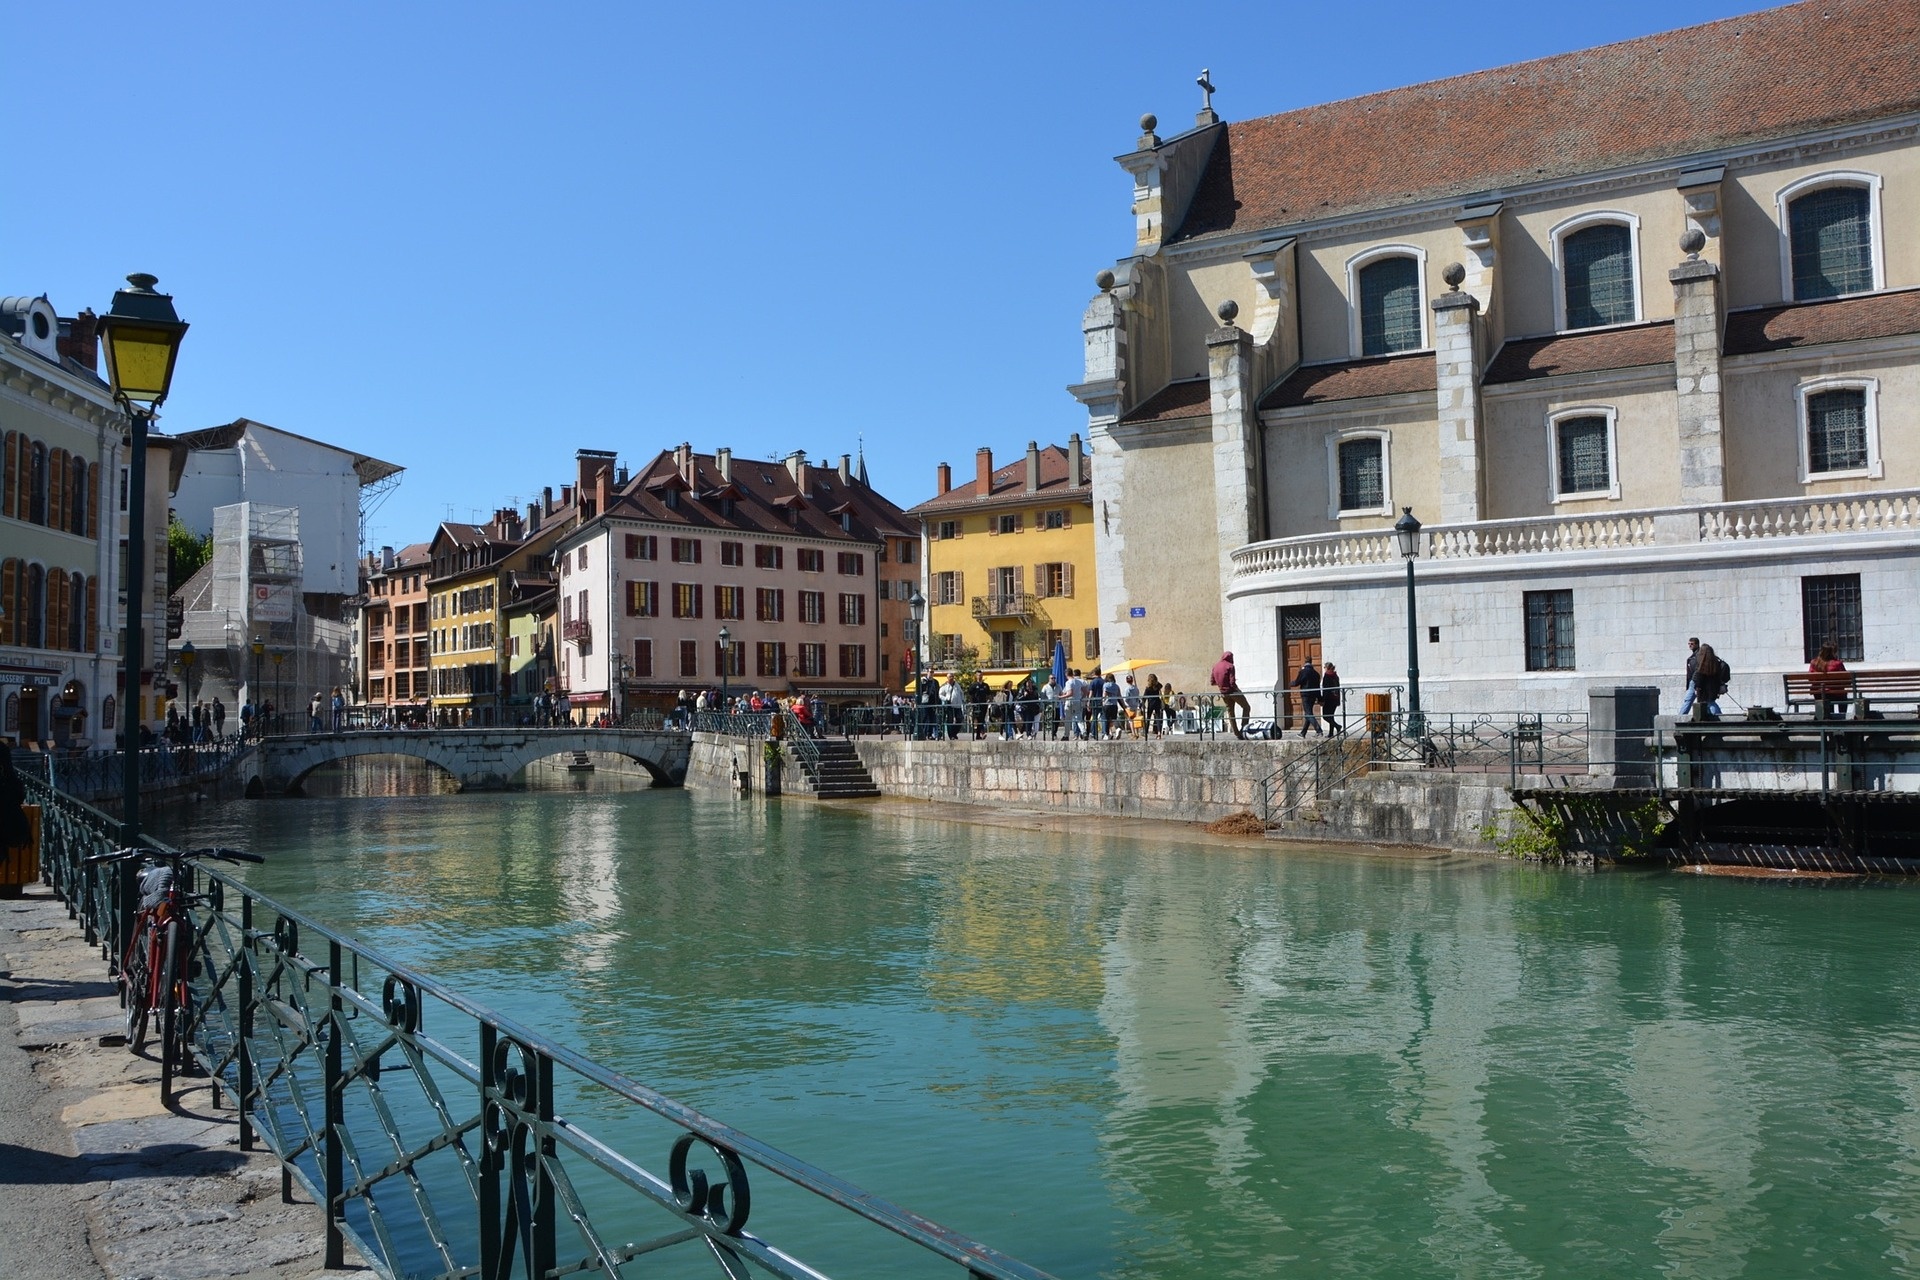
[1670,230,1726,504]
[1070,272,1133,666]
[1208,300,1261,596]
[1431,266,1484,524]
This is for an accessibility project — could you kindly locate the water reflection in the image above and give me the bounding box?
[156,774,1920,1280]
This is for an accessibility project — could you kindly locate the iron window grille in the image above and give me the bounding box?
[1790,186,1872,300]
[1806,389,1869,473]
[1801,574,1863,663]
[1563,224,1635,328]
[1555,416,1611,495]
[1338,438,1384,512]
[1524,589,1576,671]
[1358,256,1422,355]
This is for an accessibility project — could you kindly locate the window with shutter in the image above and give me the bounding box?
[1062,563,1074,598]
[1562,223,1636,329]
[1789,186,1872,300]
[1358,256,1423,355]
[0,560,14,645]
[2,433,15,520]
[48,449,66,532]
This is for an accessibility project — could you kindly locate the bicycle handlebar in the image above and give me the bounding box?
[82,846,266,866]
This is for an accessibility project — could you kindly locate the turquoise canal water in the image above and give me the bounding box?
[158,762,1920,1279]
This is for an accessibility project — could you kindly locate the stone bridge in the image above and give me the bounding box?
[249,728,690,794]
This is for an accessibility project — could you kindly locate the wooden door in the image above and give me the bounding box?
[1278,606,1322,729]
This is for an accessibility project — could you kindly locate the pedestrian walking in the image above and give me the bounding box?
[1210,651,1251,737]
[1319,662,1342,734]
[1143,674,1165,736]
[212,696,226,740]
[1689,642,1730,720]
[1292,658,1323,736]
[1678,637,1703,717]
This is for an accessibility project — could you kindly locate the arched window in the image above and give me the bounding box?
[0,558,15,645]
[68,457,88,535]
[101,695,115,731]
[1548,408,1620,501]
[1348,247,1427,357]
[1785,180,1877,300]
[1797,378,1881,481]
[1325,430,1393,518]
[1555,215,1640,330]
[24,563,45,648]
[68,573,86,651]
[2,431,17,520]
[29,442,48,526]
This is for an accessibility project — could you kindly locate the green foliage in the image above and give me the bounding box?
[762,739,784,769]
[1485,797,1668,863]
[167,516,213,595]
[950,643,982,683]
[1487,805,1575,863]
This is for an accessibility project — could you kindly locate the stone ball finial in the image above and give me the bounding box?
[1095,269,1116,292]
[1140,113,1158,133]
[1441,262,1466,290]
[1680,227,1707,259]
[1216,298,1239,325]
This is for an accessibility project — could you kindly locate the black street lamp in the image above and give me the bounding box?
[909,586,929,739]
[178,640,197,728]
[717,625,732,713]
[1393,506,1424,723]
[271,647,286,735]
[99,274,189,845]
[250,635,264,736]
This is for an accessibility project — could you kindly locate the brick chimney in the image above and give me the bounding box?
[1025,441,1040,492]
[937,462,951,495]
[561,484,574,508]
[543,486,554,515]
[57,309,99,371]
[975,447,993,495]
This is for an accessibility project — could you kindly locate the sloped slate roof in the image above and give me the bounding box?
[1724,288,1920,354]
[1119,378,1212,424]
[1484,322,1675,385]
[1174,0,1920,243]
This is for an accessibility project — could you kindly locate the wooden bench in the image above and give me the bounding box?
[1781,668,1920,716]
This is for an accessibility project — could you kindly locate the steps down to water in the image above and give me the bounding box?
[799,740,880,798]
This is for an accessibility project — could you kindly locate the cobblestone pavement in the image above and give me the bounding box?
[0,886,369,1280]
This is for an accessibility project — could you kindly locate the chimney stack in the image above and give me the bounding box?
[675,442,693,486]
[975,447,993,495]
[561,484,574,508]
[526,502,541,534]
[937,462,951,495]
[57,309,99,372]
[716,447,732,483]
[1025,441,1040,493]
[1069,433,1085,489]
[838,453,851,484]
[786,450,808,489]
[543,486,554,515]
[380,545,395,571]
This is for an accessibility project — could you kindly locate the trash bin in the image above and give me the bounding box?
[1,804,41,898]
[1365,693,1392,735]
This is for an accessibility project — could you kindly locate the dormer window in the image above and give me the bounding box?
[1555,215,1640,330]
[1347,247,1427,357]
[1780,174,1882,301]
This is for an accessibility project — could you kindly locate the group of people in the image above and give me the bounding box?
[305,688,347,734]
[163,697,227,745]
[894,669,1206,741]
[1209,651,1345,738]
[1679,637,1732,719]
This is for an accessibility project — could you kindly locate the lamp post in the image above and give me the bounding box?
[907,587,926,738]
[99,274,189,845]
[271,647,286,736]
[1393,506,1423,723]
[717,626,732,714]
[250,636,264,737]
[178,641,197,732]
[611,654,627,725]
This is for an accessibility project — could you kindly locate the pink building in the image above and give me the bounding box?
[553,445,914,715]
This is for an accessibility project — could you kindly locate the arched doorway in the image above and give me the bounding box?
[52,679,85,748]
[17,685,42,746]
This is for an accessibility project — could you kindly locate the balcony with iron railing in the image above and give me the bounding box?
[972,592,1036,621]
[563,619,591,643]
[1231,488,1920,580]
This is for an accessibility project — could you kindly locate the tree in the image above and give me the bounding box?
[167,516,213,596]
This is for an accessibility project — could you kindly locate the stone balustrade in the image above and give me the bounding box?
[1232,488,1920,578]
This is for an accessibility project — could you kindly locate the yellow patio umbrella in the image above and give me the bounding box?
[1104,657,1167,675]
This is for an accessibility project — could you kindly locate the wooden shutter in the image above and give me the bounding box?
[1061,508,1071,528]
[1015,565,1026,593]
[953,571,963,604]
[0,560,13,645]
[87,459,98,537]
[1034,563,1046,599]
[1,433,14,519]
[85,575,97,651]
[48,449,66,532]
[48,568,67,651]
[1063,563,1074,598]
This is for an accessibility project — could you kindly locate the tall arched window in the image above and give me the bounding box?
[1560,221,1638,329]
[1357,256,1423,356]
[1788,184,1873,300]
[68,457,88,534]
[68,572,86,651]
[29,442,48,526]
[0,558,17,645]
[24,563,45,648]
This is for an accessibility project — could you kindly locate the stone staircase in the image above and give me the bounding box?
[798,739,881,798]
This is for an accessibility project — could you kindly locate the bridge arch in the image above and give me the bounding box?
[251,729,689,796]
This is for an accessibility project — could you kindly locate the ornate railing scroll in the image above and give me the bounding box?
[25,776,1059,1280]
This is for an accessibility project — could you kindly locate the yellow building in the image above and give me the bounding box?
[909,438,1096,684]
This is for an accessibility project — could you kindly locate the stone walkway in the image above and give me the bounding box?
[0,885,367,1280]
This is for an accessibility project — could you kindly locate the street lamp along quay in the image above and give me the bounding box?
[251,636,264,736]
[717,626,732,714]
[99,273,189,846]
[908,586,926,740]
[178,641,197,727]
[1393,506,1423,726]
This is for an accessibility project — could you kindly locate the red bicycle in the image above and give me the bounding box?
[86,845,262,1097]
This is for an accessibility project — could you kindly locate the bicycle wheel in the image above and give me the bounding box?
[124,928,152,1052]
[159,919,185,1096]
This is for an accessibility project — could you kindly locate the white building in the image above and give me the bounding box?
[1072,0,1920,713]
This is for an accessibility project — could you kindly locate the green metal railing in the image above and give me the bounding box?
[26,776,1057,1280]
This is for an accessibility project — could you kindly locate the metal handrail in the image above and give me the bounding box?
[25,775,1058,1280]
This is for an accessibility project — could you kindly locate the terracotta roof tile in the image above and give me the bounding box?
[1724,288,1920,355]
[909,444,1092,513]
[610,450,914,541]
[1175,0,1920,243]
[1485,323,1674,384]
[1262,352,1437,409]
[1120,378,1211,424]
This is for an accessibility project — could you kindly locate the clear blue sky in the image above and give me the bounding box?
[11,1,1757,549]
